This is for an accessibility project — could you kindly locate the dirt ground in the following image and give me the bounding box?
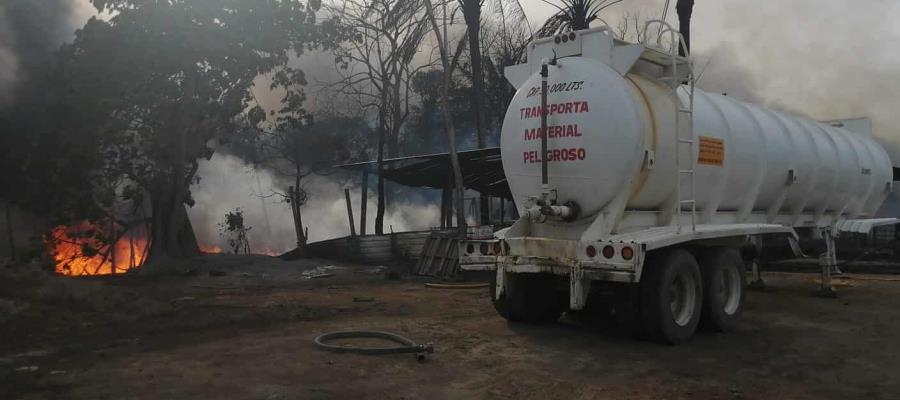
[2,255,900,399]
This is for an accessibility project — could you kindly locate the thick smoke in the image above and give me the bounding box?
[690,0,900,162]
[187,153,441,255]
[192,1,900,248]
[0,0,95,108]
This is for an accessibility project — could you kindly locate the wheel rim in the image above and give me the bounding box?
[720,264,742,315]
[669,268,697,326]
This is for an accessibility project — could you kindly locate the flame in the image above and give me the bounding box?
[199,243,280,256]
[250,248,284,257]
[253,247,282,256]
[50,221,149,276]
[200,245,222,253]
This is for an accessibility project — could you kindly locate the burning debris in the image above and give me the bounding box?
[200,245,223,254]
[48,221,149,276]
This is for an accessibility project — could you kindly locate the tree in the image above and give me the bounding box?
[37,0,338,263]
[457,0,495,225]
[407,69,472,154]
[676,0,694,56]
[423,0,467,234]
[329,0,431,235]
[536,0,625,36]
[481,0,531,134]
[219,208,252,255]
[253,110,368,256]
[615,11,650,43]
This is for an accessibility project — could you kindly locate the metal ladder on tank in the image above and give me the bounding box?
[645,20,697,232]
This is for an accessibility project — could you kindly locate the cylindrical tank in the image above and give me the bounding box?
[500,56,893,224]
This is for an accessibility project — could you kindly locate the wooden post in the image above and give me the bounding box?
[444,187,454,228]
[108,219,116,275]
[344,188,357,236]
[360,170,368,236]
[444,173,454,228]
[288,186,301,246]
[129,231,136,270]
[4,202,15,261]
[440,187,447,229]
[288,186,308,255]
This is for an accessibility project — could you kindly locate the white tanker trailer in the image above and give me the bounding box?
[458,23,895,344]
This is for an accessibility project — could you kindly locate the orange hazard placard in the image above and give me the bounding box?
[697,136,725,166]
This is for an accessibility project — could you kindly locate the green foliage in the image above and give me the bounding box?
[537,0,625,36]
[406,69,474,154]
[1,0,342,257]
[218,208,251,254]
[64,0,337,195]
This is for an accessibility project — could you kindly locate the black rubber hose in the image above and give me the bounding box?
[424,282,489,289]
[313,331,434,361]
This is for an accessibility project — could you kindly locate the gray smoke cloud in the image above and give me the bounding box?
[187,153,441,254]
[0,0,95,108]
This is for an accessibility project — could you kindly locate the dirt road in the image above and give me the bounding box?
[3,255,900,399]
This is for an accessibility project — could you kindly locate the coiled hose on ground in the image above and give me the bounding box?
[313,330,434,361]
[424,282,489,289]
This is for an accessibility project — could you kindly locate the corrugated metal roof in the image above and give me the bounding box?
[836,218,900,234]
[336,147,512,199]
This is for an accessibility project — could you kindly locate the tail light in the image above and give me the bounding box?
[602,245,615,259]
[585,245,597,258]
[492,242,502,254]
[466,244,475,254]
[479,243,489,255]
[621,246,634,260]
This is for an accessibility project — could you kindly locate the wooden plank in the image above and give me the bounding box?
[344,188,356,237]
[431,237,452,276]
[423,238,441,276]
[415,236,435,275]
[439,238,454,276]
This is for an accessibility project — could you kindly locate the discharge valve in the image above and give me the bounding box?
[523,196,580,223]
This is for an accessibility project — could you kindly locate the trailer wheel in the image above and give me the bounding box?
[699,247,745,332]
[640,249,703,344]
[490,272,520,321]
[491,272,564,324]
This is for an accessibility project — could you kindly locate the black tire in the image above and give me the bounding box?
[611,283,648,339]
[698,247,746,332]
[491,272,564,324]
[490,272,520,321]
[640,248,703,345]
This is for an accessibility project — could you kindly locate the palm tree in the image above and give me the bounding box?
[536,0,625,37]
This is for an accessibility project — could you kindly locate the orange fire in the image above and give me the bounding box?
[200,245,223,253]
[253,247,282,256]
[50,221,149,276]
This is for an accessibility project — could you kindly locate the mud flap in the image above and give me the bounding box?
[494,264,507,300]
[570,265,591,310]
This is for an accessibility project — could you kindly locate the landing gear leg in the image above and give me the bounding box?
[814,228,838,299]
[747,236,766,291]
[748,259,766,291]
